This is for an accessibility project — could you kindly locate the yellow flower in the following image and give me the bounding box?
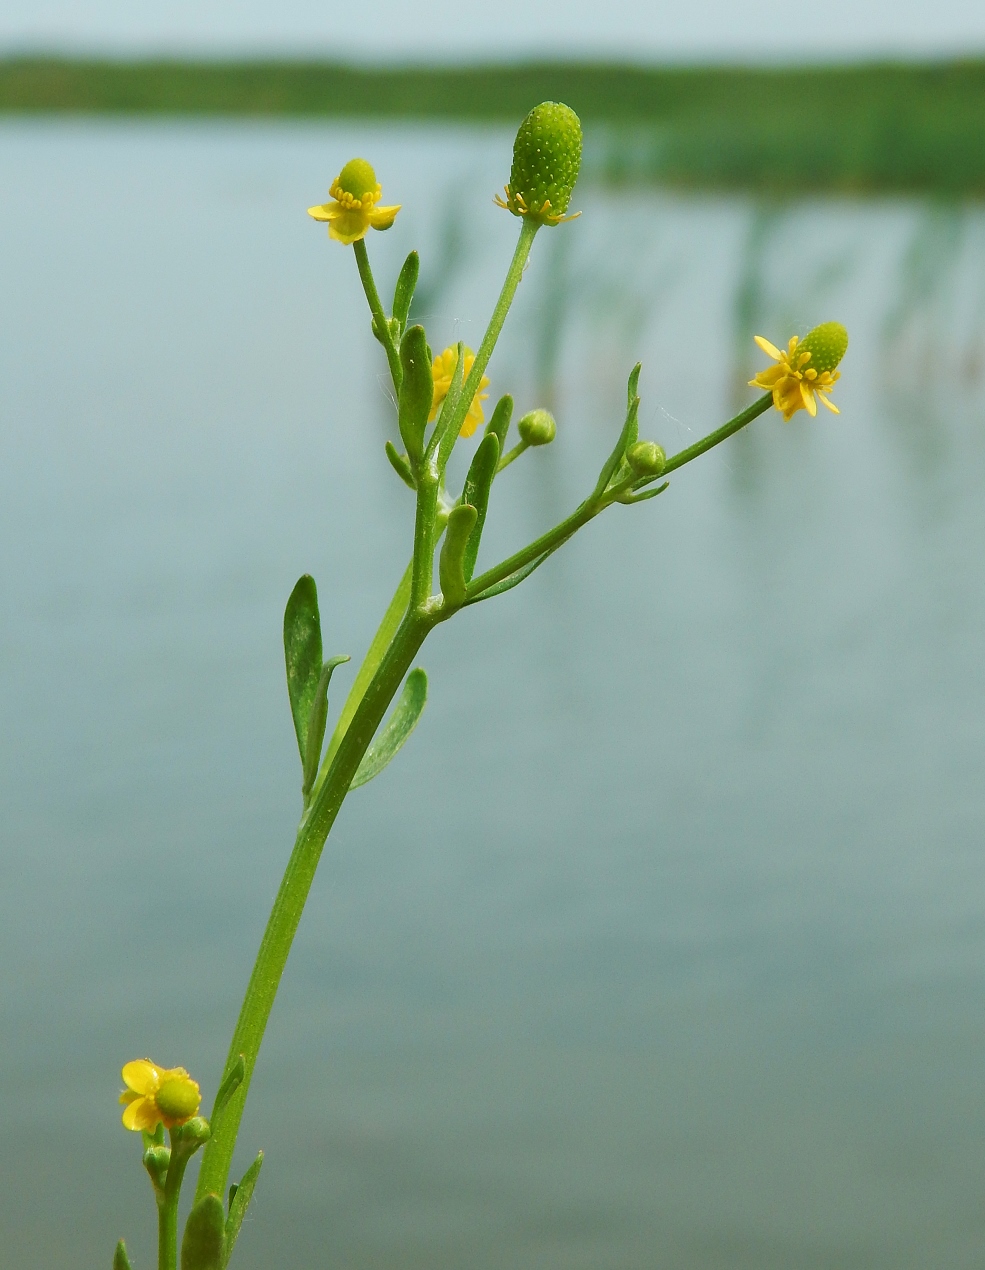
[429,346,490,438]
[748,322,848,421]
[119,1059,201,1132]
[307,158,401,246]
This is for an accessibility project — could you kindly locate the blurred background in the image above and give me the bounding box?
[4,3,985,1269]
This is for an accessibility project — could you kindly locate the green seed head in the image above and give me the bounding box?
[335,158,378,202]
[506,103,582,224]
[626,441,666,478]
[156,1077,201,1124]
[517,408,557,446]
[799,322,848,375]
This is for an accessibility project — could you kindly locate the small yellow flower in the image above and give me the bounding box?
[119,1059,201,1132]
[307,158,401,246]
[429,346,490,438]
[749,323,848,421]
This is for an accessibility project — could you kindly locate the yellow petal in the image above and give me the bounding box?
[307,203,341,222]
[122,1095,160,1132]
[800,382,817,416]
[368,204,402,231]
[327,211,371,245]
[122,1059,162,1096]
[817,392,840,413]
[754,335,782,360]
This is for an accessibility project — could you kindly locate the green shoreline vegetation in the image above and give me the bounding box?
[3,56,985,193]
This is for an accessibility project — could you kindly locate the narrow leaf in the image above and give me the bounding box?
[211,1055,245,1121]
[114,1240,133,1270]
[351,668,428,789]
[302,655,350,799]
[398,325,432,464]
[438,503,478,608]
[384,440,416,489]
[224,1151,264,1266]
[461,432,500,583]
[621,480,669,504]
[283,576,322,765]
[592,393,640,499]
[324,561,412,772]
[627,361,642,409]
[484,394,513,449]
[392,251,420,333]
[465,542,566,606]
[181,1195,226,1270]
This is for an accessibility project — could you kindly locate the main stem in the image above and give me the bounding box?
[195,610,432,1204]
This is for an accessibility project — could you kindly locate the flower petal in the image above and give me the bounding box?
[122,1095,160,1132]
[122,1059,162,1096]
[327,211,371,245]
[368,204,402,231]
[307,203,340,222]
[800,382,817,416]
[817,392,840,413]
[754,335,782,360]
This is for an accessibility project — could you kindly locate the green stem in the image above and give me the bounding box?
[468,394,774,600]
[320,558,412,778]
[157,1195,177,1270]
[195,609,434,1205]
[496,439,529,472]
[661,393,772,475]
[353,238,402,394]
[437,219,539,466]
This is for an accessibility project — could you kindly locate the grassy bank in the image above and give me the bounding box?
[3,56,985,194]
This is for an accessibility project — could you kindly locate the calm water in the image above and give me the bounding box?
[4,120,985,1269]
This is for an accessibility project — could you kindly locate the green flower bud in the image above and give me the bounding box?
[517,408,557,446]
[798,322,848,374]
[497,103,583,225]
[626,440,666,477]
[142,1144,171,1190]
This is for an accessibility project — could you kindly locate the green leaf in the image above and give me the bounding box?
[211,1055,245,1120]
[224,1151,264,1267]
[384,440,416,489]
[465,541,566,606]
[392,251,419,334]
[620,480,669,505]
[113,1239,133,1270]
[283,576,322,765]
[398,324,433,464]
[181,1195,226,1270]
[351,668,428,789]
[627,361,641,409]
[484,394,513,449]
[438,503,478,609]
[593,386,640,499]
[302,655,350,799]
[461,432,500,583]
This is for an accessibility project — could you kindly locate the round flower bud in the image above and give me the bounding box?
[798,322,848,375]
[174,1115,212,1147]
[517,408,557,446]
[626,440,666,477]
[498,103,583,225]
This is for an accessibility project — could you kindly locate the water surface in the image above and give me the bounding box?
[3,120,985,1268]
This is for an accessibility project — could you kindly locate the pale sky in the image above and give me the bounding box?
[3,0,985,63]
